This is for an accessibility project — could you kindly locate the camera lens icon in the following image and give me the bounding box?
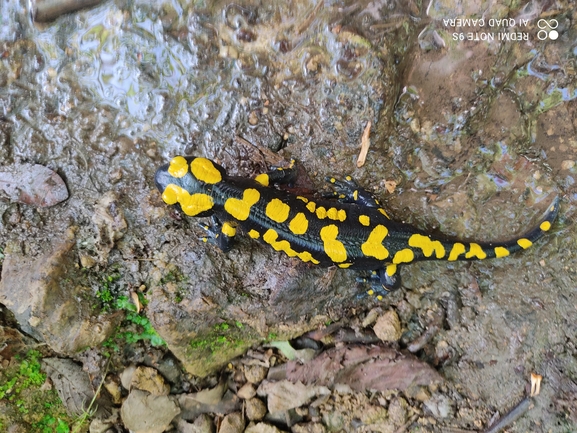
[537,19,559,40]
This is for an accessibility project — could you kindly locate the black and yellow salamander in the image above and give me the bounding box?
[155,156,559,295]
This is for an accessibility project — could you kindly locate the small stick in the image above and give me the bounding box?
[356,121,372,168]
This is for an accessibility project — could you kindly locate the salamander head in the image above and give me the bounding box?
[155,156,226,217]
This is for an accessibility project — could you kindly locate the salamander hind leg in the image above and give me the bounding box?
[356,266,402,300]
[254,159,297,187]
[325,176,382,209]
[199,216,237,253]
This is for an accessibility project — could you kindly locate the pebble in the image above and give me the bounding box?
[424,393,453,419]
[244,422,284,433]
[244,364,268,384]
[120,389,180,433]
[373,310,402,342]
[218,412,244,433]
[176,414,215,433]
[131,366,170,396]
[237,382,256,400]
[245,397,267,421]
[388,396,408,426]
[291,422,327,433]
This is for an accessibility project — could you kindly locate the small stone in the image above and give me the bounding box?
[561,160,575,170]
[219,412,244,433]
[103,375,123,405]
[120,364,137,390]
[244,365,268,384]
[388,396,408,426]
[248,111,259,125]
[291,422,326,433]
[237,382,256,400]
[244,422,284,433]
[424,393,454,419]
[373,310,402,342]
[121,389,180,433]
[131,366,170,396]
[245,397,267,421]
[176,413,215,433]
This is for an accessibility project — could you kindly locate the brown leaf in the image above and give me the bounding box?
[42,358,93,416]
[286,345,441,392]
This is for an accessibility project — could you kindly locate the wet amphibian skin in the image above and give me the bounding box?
[155,156,559,296]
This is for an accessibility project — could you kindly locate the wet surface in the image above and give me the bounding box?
[1,0,577,431]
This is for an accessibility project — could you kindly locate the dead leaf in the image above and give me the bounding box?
[42,358,94,416]
[286,345,441,392]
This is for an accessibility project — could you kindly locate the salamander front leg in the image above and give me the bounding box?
[199,216,237,253]
[325,176,382,209]
[254,159,297,187]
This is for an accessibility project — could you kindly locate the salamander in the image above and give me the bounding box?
[155,156,559,296]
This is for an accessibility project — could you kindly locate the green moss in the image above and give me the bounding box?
[0,350,76,432]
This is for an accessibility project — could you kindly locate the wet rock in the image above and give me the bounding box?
[245,364,268,384]
[244,422,284,433]
[0,230,119,354]
[131,365,170,395]
[257,380,330,413]
[373,310,402,342]
[0,163,68,207]
[237,382,256,400]
[291,423,326,433]
[219,412,244,433]
[120,389,180,433]
[176,414,215,433]
[245,397,267,421]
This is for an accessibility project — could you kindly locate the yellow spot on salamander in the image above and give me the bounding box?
[221,222,236,237]
[263,229,299,258]
[353,190,358,201]
[465,243,487,259]
[392,248,414,264]
[297,251,320,264]
[378,208,390,219]
[448,243,466,261]
[320,224,347,263]
[408,234,446,259]
[326,207,347,222]
[306,201,316,213]
[289,212,309,235]
[517,238,533,249]
[540,221,551,231]
[386,264,397,276]
[254,173,269,186]
[359,215,370,226]
[248,229,260,239]
[168,156,189,178]
[361,225,389,260]
[338,263,352,268]
[266,198,291,223]
[161,184,214,216]
[190,157,222,184]
[316,206,327,219]
[494,246,510,258]
[224,188,260,221]
[297,196,309,203]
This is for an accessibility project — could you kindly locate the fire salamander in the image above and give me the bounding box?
[155,156,559,297]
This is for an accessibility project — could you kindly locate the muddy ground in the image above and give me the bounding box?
[0,0,576,432]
